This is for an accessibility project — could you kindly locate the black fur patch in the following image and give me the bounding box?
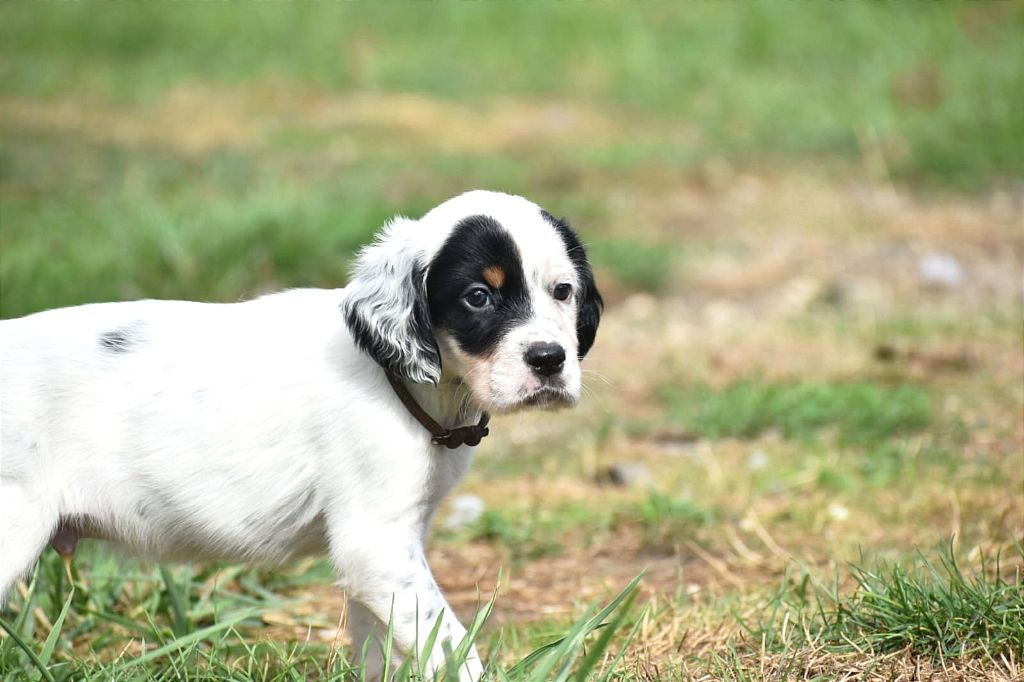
[541,210,603,358]
[408,263,440,364]
[98,323,145,354]
[426,215,531,357]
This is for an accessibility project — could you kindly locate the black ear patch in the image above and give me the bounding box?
[541,210,603,359]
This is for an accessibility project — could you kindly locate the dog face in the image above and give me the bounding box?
[343,191,602,414]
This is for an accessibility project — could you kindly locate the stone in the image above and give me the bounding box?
[443,494,486,531]
[604,462,653,488]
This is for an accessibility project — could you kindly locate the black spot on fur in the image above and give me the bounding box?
[98,323,145,354]
[541,210,603,358]
[134,501,152,520]
[427,215,531,357]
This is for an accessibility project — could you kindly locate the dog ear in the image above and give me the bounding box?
[574,256,603,359]
[543,211,603,359]
[342,217,442,384]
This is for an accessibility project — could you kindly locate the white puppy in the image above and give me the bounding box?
[0,190,602,679]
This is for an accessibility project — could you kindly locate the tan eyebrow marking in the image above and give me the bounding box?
[483,265,505,289]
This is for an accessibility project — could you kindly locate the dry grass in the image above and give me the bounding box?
[0,81,636,156]
[2,11,1022,675]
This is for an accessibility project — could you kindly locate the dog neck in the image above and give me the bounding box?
[389,373,489,449]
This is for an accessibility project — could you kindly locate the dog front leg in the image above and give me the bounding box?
[338,542,483,681]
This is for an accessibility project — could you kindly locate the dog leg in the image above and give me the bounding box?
[0,484,56,605]
[347,600,387,679]
[339,544,483,681]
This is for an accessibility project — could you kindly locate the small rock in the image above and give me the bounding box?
[604,462,653,488]
[918,252,965,288]
[827,502,850,522]
[747,449,769,471]
[873,343,899,362]
[444,494,485,531]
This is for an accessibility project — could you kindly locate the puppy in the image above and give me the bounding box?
[0,190,602,679]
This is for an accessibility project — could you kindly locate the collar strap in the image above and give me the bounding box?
[386,372,490,449]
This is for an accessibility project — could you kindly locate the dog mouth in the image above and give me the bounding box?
[518,385,576,409]
[467,381,578,415]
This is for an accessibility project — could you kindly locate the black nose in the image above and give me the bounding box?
[524,342,566,377]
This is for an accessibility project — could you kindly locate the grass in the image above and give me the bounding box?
[2,5,1024,313]
[0,186,386,318]
[448,494,719,562]
[662,380,932,445]
[584,240,677,294]
[3,3,1022,190]
[2,5,1022,315]
[826,548,1023,658]
[6,543,1019,679]
[721,544,1024,677]
[2,3,1022,680]
[0,552,644,681]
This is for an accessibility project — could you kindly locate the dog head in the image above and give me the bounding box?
[343,190,602,414]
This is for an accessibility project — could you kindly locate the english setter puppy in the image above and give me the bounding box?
[0,190,602,679]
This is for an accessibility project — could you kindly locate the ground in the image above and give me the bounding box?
[1,4,1022,681]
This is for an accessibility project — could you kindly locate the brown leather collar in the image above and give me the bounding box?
[386,372,490,449]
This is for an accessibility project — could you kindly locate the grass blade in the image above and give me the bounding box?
[594,605,647,682]
[0,617,56,682]
[111,607,258,671]
[10,563,42,643]
[417,606,446,680]
[447,589,496,677]
[85,608,162,641]
[507,573,644,679]
[37,584,75,669]
[574,586,640,680]
[158,565,191,638]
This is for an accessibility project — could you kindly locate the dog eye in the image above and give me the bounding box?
[553,283,572,301]
[464,287,493,309]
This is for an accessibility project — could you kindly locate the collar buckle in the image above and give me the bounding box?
[386,372,491,449]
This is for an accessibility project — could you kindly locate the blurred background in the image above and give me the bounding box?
[1,3,1021,678]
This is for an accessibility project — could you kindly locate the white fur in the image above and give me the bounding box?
[0,190,586,681]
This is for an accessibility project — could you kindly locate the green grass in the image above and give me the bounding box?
[618,494,718,549]
[1,4,1020,678]
[0,549,644,681]
[662,380,931,445]
[2,4,1021,315]
[458,507,575,562]
[0,187,386,319]
[2,3,1021,190]
[585,239,677,294]
[448,494,719,561]
[679,545,1024,679]
[743,544,1024,664]
[830,549,1023,658]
